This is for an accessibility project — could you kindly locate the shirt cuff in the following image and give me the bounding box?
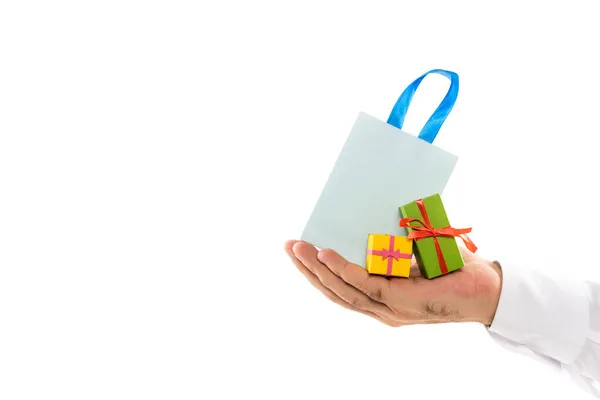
[488,261,590,363]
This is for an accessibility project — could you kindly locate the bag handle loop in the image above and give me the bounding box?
[387,69,459,144]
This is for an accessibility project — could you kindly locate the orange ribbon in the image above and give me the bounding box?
[399,199,477,275]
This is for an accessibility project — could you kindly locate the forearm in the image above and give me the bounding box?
[485,260,600,396]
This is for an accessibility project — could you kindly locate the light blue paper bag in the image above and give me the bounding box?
[301,69,460,268]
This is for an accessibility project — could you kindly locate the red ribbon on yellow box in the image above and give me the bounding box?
[399,199,477,275]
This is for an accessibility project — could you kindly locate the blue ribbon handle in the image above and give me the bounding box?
[386,69,459,144]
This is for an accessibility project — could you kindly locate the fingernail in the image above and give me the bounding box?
[316,250,324,262]
[292,243,302,258]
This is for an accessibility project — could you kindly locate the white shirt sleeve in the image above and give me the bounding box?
[487,261,600,397]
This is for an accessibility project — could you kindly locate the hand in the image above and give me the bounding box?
[284,240,502,327]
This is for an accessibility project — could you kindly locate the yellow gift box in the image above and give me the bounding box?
[366,234,413,277]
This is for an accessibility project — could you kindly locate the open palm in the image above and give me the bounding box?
[285,240,502,327]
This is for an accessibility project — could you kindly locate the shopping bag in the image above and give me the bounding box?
[301,69,460,268]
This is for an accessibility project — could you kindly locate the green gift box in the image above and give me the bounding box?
[399,193,474,279]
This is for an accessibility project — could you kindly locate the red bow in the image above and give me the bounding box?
[399,199,477,275]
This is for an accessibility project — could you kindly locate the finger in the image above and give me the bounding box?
[318,248,438,320]
[292,242,394,318]
[287,244,444,325]
[284,241,397,326]
[316,248,395,303]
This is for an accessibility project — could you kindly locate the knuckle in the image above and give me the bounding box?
[338,268,351,281]
[368,287,384,302]
[350,296,364,308]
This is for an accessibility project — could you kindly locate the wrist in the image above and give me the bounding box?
[478,260,502,326]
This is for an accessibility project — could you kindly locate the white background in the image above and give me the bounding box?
[1,1,599,399]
